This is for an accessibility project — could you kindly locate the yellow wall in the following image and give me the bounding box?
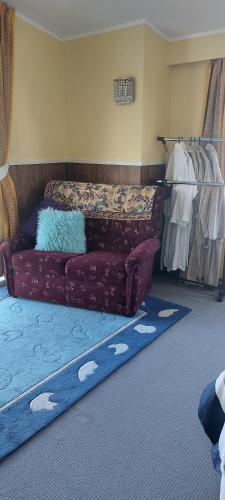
[63,26,145,163]
[9,16,67,163]
[10,17,225,165]
[168,32,225,65]
[167,32,225,140]
[169,61,208,136]
[142,25,170,163]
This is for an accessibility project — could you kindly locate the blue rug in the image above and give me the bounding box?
[0,288,191,460]
[0,285,8,300]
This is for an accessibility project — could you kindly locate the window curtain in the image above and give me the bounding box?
[203,58,225,178]
[203,58,225,282]
[0,2,18,243]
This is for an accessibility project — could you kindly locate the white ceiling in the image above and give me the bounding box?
[7,0,225,41]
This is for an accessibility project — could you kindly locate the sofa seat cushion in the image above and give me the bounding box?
[65,251,127,284]
[12,249,79,277]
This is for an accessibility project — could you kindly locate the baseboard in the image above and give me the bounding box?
[8,159,165,167]
[67,160,165,167]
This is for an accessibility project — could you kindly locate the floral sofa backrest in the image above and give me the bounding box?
[45,181,164,253]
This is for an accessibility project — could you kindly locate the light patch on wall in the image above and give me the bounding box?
[169,61,208,137]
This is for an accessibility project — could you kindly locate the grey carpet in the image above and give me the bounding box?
[0,277,223,500]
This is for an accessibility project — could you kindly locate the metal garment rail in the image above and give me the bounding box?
[157,135,225,154]
[155,135,225,302]
[149,179,225,188]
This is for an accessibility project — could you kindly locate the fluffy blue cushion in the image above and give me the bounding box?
[35,208,86,253]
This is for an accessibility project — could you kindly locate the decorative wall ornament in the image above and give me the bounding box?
[113,77,135,105]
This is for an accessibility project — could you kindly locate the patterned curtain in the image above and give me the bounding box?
[203,58,225,179]
[0,2,18,244]
[203,58,225,282]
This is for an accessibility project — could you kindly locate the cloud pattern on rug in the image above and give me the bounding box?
[108,343,129,355]
[34,343,62,364]
[0,369,12,391]
[134,324,156,334]
[158,309,179,318]
[30,392,58,412]
[78,361,98,382]
[29,308,181,411]
[0,329,23,342]
[10,302,23,314]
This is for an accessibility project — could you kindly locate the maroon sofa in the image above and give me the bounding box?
[1,181,164,316]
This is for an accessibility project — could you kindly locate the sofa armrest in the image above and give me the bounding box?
[125,238,160,275]
[125,238,160,316]
[0,233,34,295]
[0,233,34,264]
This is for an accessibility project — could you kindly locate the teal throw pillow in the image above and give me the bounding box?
[35,208,86,253]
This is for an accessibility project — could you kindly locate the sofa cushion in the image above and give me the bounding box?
[21,198,62,240]
[85,218,160,253]
[65,251,127,284]
[12,249,78,277]
[35,208,86,254]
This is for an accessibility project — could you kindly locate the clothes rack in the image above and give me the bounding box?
[154,136,225,302]
[150,179,225,188]
[157,135,225,154]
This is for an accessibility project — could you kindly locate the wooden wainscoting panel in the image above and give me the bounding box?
[67,163,165,186]
[141,164,166,185]
[6,162,166,226]
[9,163,68,222]
[0,162,67,277]
[67,163,142,185]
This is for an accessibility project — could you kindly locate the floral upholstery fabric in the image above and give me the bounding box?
[44,182,164,254]
[13,272,127,314]
[125,239,161,314]
[65,251,126,284]
[0,233,35,295]
[85,218,157,253]
[0,183,164,316]
[12,250,79,277]
[45,181,156,220]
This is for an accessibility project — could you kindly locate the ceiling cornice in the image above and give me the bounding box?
[168,26,225,42]
[144,21,169,42]
[16,11,225,44]
[16,12,62,40]
[61,19,148,42]
[16,13,169,43]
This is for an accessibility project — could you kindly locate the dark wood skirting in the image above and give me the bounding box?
[67,163,141,185]
[9,162,68,222]
[67,162,165,186]
[141,164,166,185]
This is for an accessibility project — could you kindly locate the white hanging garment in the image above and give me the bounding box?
[187,145,212,283]
[200,144,225,286]
[187,143,225,286]
[161,143,197,272]
[204,144,225,240]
